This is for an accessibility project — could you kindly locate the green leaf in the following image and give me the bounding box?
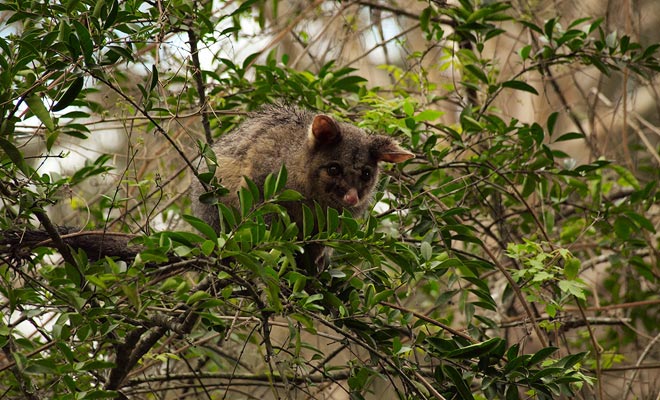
[624,211,656,233]
[558,279,587,300]
[527,346,559,367]
[501,80,539,95]
[103,0,119,29]
[461,115,483,132]
[187,290,211,305]
[554,132,585,142]
[165,231,205,246]
[544,18,557,40]
[427,337,459,355]
[0,138,29,173]
[92,0,105,18]
[546,112,559,135]
[610,164,640,189]
[420,7,432,34]
[530,367,564,381]
[275,164,288,193]
[464,64,489,84]
[333,75,367,90]
[45,130,58,151]
[314,202,326,233]
[238,185,254,217]
[403,100,414,117]
[137,249,169,264]
[613,215,632,240]
[605,30,618,49]
[25,95,55,131]
[414,109,443,122]
[275,189,303,202]
[442,365,474,400]
[505,384,520,400]
[302,204,314,238]
[106,45,135,63]
[568,17,593,29]
[520,20,543,34]
[564,257,580,280]
[53,76,84,111]
[327,207,339,234]
[446,337,503,359]
[519,44,532,60]
[287,271,307,293]
[182,214,218,241]
[149,64,159,91]
[72,20,93,64]
[372,289,394,305]
[556,352,587,369]
[201,240,215,256]
[121,284,141,310]
[263,172,275,200]
[420,241,432,261]
[521,175,537,198]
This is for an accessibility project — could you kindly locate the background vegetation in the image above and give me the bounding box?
[0,0,659,399]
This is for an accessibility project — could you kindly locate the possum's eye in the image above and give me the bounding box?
[326,164,342,177]
[361,167,372,181]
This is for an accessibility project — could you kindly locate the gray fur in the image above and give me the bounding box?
[190,104,413,269]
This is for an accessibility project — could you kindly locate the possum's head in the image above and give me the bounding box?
[305,114,414,215]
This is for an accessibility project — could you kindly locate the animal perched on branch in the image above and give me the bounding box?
[191,104,414,270]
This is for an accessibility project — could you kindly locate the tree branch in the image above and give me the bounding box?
[187,26,213,145]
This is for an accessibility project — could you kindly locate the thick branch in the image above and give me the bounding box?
[104,275,218,393]
[1,228,141,262]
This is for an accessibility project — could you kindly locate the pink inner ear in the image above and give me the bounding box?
[311,115,340,144]
[379,147,415,163]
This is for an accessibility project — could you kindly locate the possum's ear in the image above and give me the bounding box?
[373,137,415,163]
[309,115,341,146]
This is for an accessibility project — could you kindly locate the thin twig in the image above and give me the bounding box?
[575,300,603,400]
[381,301,476,343]
[187,26,213,145]
[623,331,660,400]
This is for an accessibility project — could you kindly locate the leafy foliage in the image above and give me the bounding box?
[1,1,659,399]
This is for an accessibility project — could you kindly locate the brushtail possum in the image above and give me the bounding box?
[191,104,414,270]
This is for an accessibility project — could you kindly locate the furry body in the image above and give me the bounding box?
[191,104,413,268]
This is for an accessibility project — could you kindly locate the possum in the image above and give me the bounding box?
[190,104,414,271]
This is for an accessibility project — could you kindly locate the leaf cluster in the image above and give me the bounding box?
[0,1,658,399]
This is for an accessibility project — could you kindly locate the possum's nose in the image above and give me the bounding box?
[343,188,359,206]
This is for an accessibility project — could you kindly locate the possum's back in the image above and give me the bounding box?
[214,104,313,163]
[190,104,315,230]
